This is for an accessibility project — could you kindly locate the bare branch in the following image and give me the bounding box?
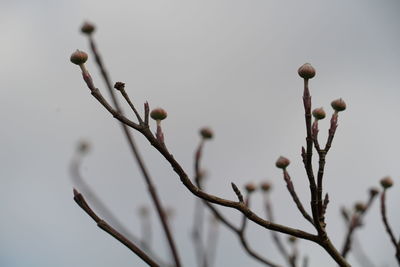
[73,189,159,267]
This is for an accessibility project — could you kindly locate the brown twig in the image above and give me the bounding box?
[380,189,400,265]
[282,169,314,226]
[85,34,182,267]
[73,189,159,267]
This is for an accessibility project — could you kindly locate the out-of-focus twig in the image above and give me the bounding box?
[73,188,159,267]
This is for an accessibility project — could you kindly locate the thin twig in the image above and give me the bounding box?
[380,189,400,265]
[73,189,159,267]
[282,169,314,226]
[301,79,324,236]
[86,35,182,267]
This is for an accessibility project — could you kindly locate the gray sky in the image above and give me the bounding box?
[0,0,399,266]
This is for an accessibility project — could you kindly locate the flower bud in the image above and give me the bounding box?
[354,202,367,213]
[81,21,95,35]
[380,176,393,189]
[70,50,88,65]
[369,187,379,197]
[114,82,125,91]
[312,107,326,120]
[275,156,290,169]
[260,182,272,192]
[331,98,346,112]
[200,127,213,139]
[298,63,316,79]
[245,183,257,193]
[150,108,167,121]
[288,236,297,243]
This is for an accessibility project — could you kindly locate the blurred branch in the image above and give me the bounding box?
[73,188,159,267]
[70,150,169,266]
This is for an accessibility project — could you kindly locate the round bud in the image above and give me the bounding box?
[114,82,125,91]
[312,107,326,120]
[354,202,367,213]
[70,50,88,65]
[369,187,379,197]
[276,156,290,169]
[331,98,346,112]
[150,108,167,121]
[81,22,96,35]
[288,236,297,243]
[380,176,393,189]
[298,63,316,79]
[260,182,272,192]
[200,127,213,139]
[245,183,257,193]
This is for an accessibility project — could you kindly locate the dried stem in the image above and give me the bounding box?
[73,189,159,267]
[86,35,182,267]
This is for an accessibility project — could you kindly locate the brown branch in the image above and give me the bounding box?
[74,60,352,266]
[85,35,182,267]
[73,189,159,267]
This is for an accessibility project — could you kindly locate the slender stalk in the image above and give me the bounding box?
[302,79,324,236]
[282,169,314,226]
[380,189,400,265]
[86,35,181,267]
[73,189,159,267]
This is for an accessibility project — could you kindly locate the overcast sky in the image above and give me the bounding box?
[0,0,399,266]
